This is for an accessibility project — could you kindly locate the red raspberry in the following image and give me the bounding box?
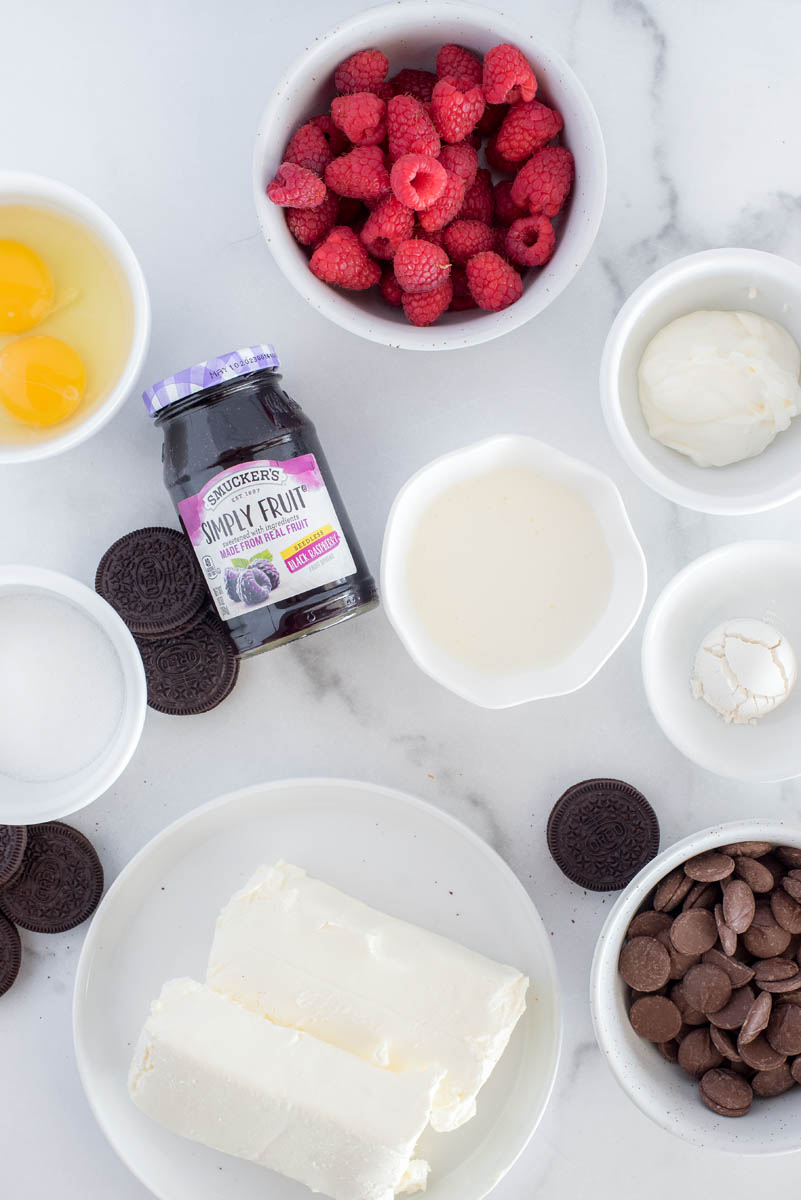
[266,162,326,208]
[442,219,494,264]
[402,279,453,326]
[485,131,519,175]
[511,146,574,217]
[505,214,556,267]
[493,178,527,226]
[394,238,451,294]
[284,121,334,175]
[330,93,387,146]
[389,68,437,103]
[334,49,389,96]
[435,44,482,85]
[309,226,381,290]
[457,168,493,223]
[387,95,440,160]
[418,170,465,232]
[437,142,478,188]
[375,81,394,101]
[466,251,523,311]
[325,146,390,201]
[474,102,506,137]
[286,189,339,245]
[380,267,403,307]
[431,77,485,144]
[310,114,350,157]
[492,225,511,260]
[390,153,447,211]
[482,44,537,104]
[495,101,563,162]
[359,194,415,259]
[449,266,477,311]
[414,227,446,249]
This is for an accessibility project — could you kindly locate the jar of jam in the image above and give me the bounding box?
[143,345,378,656]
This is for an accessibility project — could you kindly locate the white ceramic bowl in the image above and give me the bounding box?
[0,566,147,824]
[253,0,606,350]
[643,541,801,782]
[0,171,151,463]
[601,248,801,514]
[591,818,801,1155]
[381,434,647,707]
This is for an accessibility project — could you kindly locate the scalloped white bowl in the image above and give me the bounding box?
[381,434,646,707]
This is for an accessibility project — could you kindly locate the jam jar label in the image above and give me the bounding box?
[177,454,357,621]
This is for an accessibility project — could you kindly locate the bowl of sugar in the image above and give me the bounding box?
[0,566,146,824]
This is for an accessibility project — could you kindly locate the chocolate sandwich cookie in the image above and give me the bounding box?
[0,912,21,997]
[0,825,27,890]
[136,613,239,716]
[96,527,207,636]
[547,778,660,891]
[0,823,104,934]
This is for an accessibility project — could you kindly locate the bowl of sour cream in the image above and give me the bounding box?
[601,248,801,515]
[381,434,647,708]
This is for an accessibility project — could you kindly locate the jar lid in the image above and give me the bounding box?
[142,345,280,416]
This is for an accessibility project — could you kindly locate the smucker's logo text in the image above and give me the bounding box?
[206,467,285,508]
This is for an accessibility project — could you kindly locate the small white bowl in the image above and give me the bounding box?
[381,434,646,707]
[253,0,606,351]
[0,566,147,824]
[600,248,801,514]
[591,818,801,1155]
[0,171,151,464]
[643,540,801,782]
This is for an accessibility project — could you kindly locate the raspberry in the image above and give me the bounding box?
[286,189,338,245]
[393,238,451,294]
[325,145,390,201]
[418,170,465,232]
[505,214,556,267]
[431,77,485,144]
[482,44,537,104]
[310,114,350,157]
[390,153,447,210]
[266,162,326,208]
[415,227,446,248]
[402,279,453,326]
[435,44,482,85]
[466,251,523,311]
[474,102,506,137]
[457,168,493,223]
[492,225,511,260]
[389,68,437,103]
[359,194,415,259]
[495,101,563,162]
[449,265,477,311]
[380,267,403,307]
[485,131,519,175]
[493,178,527,226]
[330,93,387,146]
[334,49,389,96]
[511,146,574,217]
[375,81,394,102]
[387,95,440,160]
[442,219,494,264]
[309,226,381,290]
[284,122,334,175]
[437,142,478,188]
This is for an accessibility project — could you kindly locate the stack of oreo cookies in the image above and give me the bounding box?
[96,527,239,716]
[0,823,104,998]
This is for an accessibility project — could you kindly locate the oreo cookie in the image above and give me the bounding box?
[0,912,21,997]
[547,778,660,891]
[0,825,27,890]
[136,614,239,716]
[0,822,104,934]
[96,527,207,636]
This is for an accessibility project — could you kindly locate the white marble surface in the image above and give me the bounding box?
[2,0,801,1195]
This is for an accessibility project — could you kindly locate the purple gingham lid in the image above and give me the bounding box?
[142,345,280,416]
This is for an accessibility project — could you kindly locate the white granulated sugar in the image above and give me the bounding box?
[0,592,124,782]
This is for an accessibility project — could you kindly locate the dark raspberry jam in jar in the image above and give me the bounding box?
[143,345,377,656]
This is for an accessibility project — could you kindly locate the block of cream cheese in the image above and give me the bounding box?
[129,978,441,1200]
[206,861,528,1131]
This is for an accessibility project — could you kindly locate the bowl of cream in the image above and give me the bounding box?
[601,248,801,514]
[381,435,647,708]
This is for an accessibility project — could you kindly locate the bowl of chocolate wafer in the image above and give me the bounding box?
[591,819,801,1153]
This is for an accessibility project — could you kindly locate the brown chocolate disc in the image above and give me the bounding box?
[739,991,772,1045]
[771,888,801,935]
[783,875,801,904]
[766,1003,801,1055]
[0,823,103,934]
[777,847,801,869]
[671,909,718,956]
[738,1033,786,1072]
[699,1067,753,1117]
[754,957,799,983]
[684,852,735,883]
[702,948,754,988]
[709,985,756,1030]
[722,879,756,935]
[626,910,672,939]
[714,904,738,957]
[653,868,693,913]
[657,1038,680,1062]
[0,912,22,997]
[670,982,708,1026]
[0,826,27,890]
[791,1056,801,1084]
[752,1063,795,1098]
[619,936,671,992]
[743,904,792,959]
[721,841,774,858]
[629,995,683,1043]
[681,963,732,1015]
[733,856,775,894]
[710,1025,742,1063]
[682,882,719,912]
[657,928,700,980]
[760,972,801,994]
[678,1027,723,1078]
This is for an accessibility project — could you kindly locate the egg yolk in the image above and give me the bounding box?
[0,335,86,426]
[0,240,55,332]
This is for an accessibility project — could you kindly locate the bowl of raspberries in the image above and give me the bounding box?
[253,0,606,349]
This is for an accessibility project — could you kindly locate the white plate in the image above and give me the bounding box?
[73,778,561,1200]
